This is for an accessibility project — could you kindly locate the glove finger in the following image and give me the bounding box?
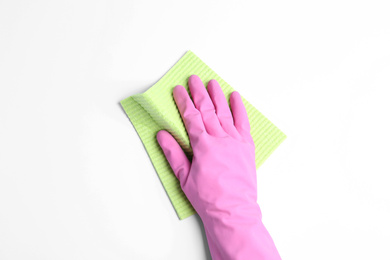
[230,91,253,142]
[188,75,226,137]
[157,130,190,183]
[207,79,241,139]
[173,85,206,141]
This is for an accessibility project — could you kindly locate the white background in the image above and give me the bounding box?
[1,0,389,259]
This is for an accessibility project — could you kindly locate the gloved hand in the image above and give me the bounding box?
[157,75,281,260]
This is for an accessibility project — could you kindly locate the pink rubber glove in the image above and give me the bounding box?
[157,75,281,260]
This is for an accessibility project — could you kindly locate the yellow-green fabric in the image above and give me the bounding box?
[120,51,286,220]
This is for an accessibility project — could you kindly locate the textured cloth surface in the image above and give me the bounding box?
[120,51,286,220]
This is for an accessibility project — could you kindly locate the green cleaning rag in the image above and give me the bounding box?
[120,51,286,220]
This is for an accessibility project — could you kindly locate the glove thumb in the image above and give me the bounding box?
[157,130,190,184]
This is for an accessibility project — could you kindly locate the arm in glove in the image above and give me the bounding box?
[157,75,281,260]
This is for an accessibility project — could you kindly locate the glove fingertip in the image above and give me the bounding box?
[156,130,169,147]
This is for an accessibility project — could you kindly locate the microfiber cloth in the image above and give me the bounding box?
[120,51,286,220]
